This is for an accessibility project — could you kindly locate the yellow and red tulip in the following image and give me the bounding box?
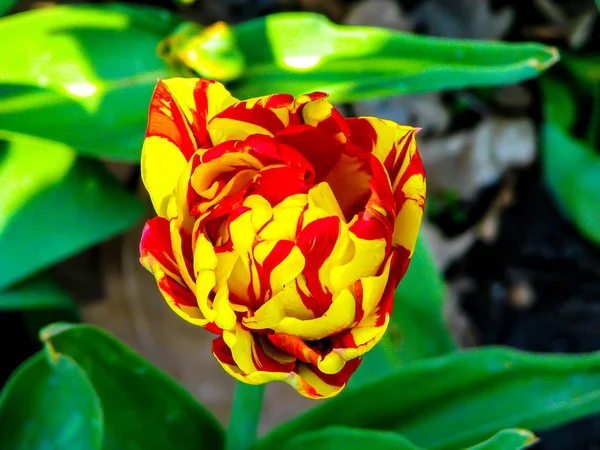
[139,78,426,399]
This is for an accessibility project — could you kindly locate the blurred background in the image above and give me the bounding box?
[1,0,599,449]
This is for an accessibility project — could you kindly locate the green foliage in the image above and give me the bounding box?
[257,347,600,450]
[285,427,537,450]
[390,235,455,361]
[0,0,16,17]
[0,353,103,450]
[541,123,600,246]
[0,274,75,313]
[540,76,600,246]
[1,8,558,161]
[0,4,178,161]
[285,427,426,450]
[232,13,559,101]
[0,132,145,290]
[467,430,537,450]
[0,324,225,450]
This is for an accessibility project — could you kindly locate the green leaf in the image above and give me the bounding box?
[0,274,76,312]
[284,427,537,450]
[562,54,600,90]
[467,429,537,450]
[0,0,17,17]
[390,234,456,361]
[40,323,225,449]
[285,426,425,450]
[538,77,576,130]
[0,352,103,450]
[0,4,179,161]
[540,123,600,246]
[349,235,455,388]
[0,132,145,290]
[256,347,600,450]
[231,13,559,102]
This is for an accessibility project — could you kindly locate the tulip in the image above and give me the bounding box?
[139,78,425,398]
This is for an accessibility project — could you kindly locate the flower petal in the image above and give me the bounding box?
[140,217,211,327]
[142,78,237,217]
[208,94,295,144]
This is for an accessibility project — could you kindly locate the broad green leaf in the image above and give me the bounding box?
[285,426,424,450]
[0,274,76,312]
[0,4,179,160]
[256,347,600,450]
[40,323,225,449]
[0,0,17,17]
[0,352,103,450]
[0,132,145,290]
[284,427,537,450]
[231,13,559,102]
[350,235,455,388]
[467,429,537,450]
[540,124,600,246]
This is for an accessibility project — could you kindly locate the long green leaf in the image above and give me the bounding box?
[256,347,600,450]
[539,77,600,246]
[0,4,178,160]
[0,352,103,450]
[285,426,425,450]
[231,13,559,101]
[40,323,225,449]
[0,132,145,290]
[284,427,537,450]
[540,123,600,246]
[467,429,537,450]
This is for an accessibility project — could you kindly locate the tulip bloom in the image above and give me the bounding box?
[139,78,425,399]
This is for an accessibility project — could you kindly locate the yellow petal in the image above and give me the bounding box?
[141,136,187,218]
[329,231,386,293]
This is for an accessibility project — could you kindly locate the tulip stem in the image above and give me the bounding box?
[225,382,265,450]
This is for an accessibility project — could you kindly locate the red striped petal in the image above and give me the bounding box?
[146,81,197,160]
[140,217,180,277]
[304,356,362,388]
[295,216,340,316]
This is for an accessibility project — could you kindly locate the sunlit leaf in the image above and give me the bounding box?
[0,4,179,160]
[0,132,145,290]
[231,13,559,101]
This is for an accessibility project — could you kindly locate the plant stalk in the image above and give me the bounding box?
[225,382,265,450]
